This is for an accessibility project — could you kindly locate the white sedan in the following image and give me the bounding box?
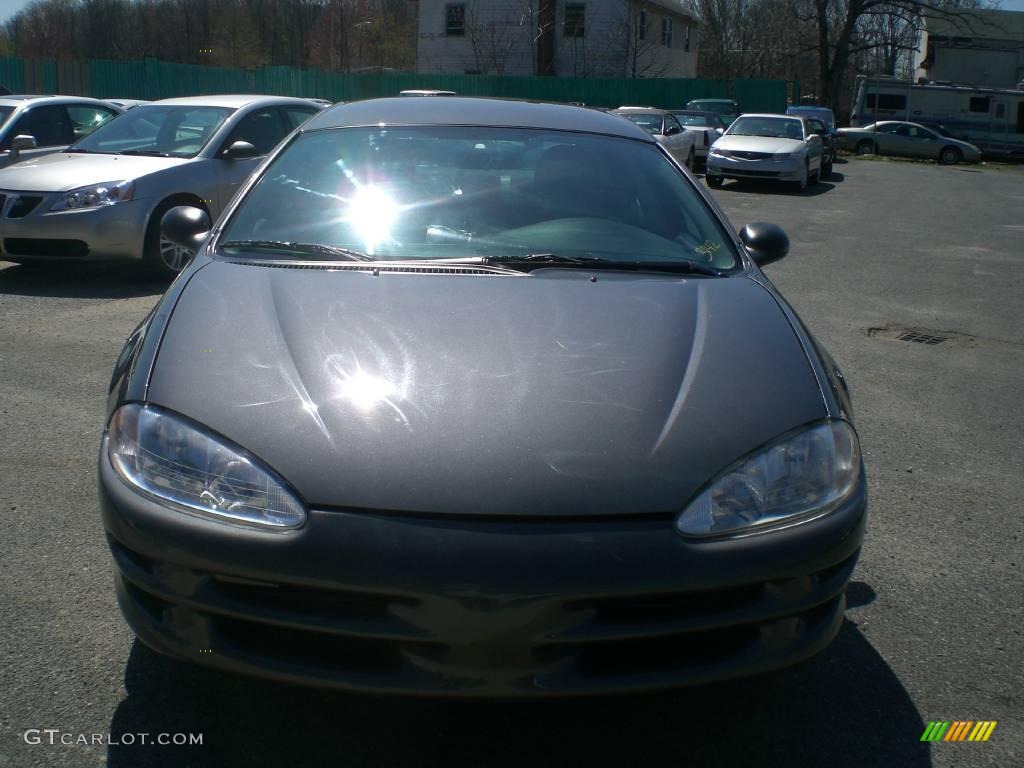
[613,107,698,170]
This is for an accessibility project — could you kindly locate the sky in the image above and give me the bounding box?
[0,0,1022,33]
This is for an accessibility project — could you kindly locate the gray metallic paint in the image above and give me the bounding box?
[144,261,826,516]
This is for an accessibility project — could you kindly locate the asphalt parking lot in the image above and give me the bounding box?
[1,156,1021,768]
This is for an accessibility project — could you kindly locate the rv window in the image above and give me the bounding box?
[866,94,875,109]
[1018,102,1024,133]
[969,97,989,113]
[875,94,906,111]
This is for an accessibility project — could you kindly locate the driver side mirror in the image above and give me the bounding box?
[222,140,259,160]
[161,206,212,250]
[665,124,681,136]
[10,134,37,154]
[740,222,789,268]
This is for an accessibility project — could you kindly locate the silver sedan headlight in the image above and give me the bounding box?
[677,421,861,537]
[774,151,802,160]
[50,180,135,211]
[107,403,306,530]
[710,148,733,158]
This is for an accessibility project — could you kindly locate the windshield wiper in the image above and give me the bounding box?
[118,149,171,157]
[484,253,725,276]
[219,240,375,261]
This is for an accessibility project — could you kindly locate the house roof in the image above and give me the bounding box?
[924,9,1024,43]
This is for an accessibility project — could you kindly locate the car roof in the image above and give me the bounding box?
[151,94,321,109]
[303,97,654,141]
[0,95,118,107]
[613,107,667,115]
[736,113,801,120]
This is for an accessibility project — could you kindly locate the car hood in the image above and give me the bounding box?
[0,151,188,191]
[147,261,826,516]
[714,136,803,153]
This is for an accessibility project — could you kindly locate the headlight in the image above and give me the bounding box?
[775,151,801,160]
[677,421,861,537]
[710,148,733,158]
[107,404,305,530]
[51,180,135,211]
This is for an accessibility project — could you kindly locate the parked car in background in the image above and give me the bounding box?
[706,114,824,191]
[613,107,697,169]
[0,95,123,170]
[100,96,867,697]
[836,121,981,165]
[0,94,324,275]
[669,110,726,164]
[106,99,150,110]
[804,117,836,178]
[786,106,836,134]
[685,98,741,127]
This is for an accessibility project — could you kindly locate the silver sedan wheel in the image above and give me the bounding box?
[159,236,195,273]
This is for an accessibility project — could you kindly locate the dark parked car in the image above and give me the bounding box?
[805,117,836,178]
[100,97,867,697]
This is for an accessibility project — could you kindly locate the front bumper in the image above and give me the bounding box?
[0,194,150,261]
[99,442,867,697]
[706,155,803,182]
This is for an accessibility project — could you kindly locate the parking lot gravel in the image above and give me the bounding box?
[1,157,1021,767]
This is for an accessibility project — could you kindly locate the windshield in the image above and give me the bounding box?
[219,126,739,271]
[620,114,662,135]
[673,113,711,127]
[71,105,234,157]
[690,101,737,117]
[728,116,804,139]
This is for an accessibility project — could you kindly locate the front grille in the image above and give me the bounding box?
[730,169,782,178]
[4,238,89,257]
[731,150,773,160]
[7,195,42,218]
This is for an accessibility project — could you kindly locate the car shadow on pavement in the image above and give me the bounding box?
[107,609,930,768]
[0,262,169,299]
[716,176,843,197]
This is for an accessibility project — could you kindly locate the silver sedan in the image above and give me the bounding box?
[836,121,981,164]
[706,114,824,192]
[0,95,324,276]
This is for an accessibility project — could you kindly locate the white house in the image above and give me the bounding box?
[415,0,700,78]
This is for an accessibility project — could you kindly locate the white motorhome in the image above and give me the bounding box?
[850,75,1024,158]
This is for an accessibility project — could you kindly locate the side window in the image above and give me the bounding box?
[894,125,912,137]
[665,115,681,135]
[876,94,906,111]
[4,105,75,148]
[282,108,318,130]
[224,109,289,155]
[969,96,989,113]
[66,105,119,139]
[875,123,900,134]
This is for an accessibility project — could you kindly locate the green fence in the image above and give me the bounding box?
[0,56,789,112]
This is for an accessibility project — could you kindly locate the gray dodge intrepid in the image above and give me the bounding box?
[99,97,867,697]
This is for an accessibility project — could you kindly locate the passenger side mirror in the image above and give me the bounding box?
[665,124,681,136]
[740,222,789,268]
[161,206,212,250]
[222,140,259,160]
[10,134,37,153]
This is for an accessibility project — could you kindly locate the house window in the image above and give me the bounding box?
[445,3,465,36]
[564,3,585,38]
[661,17,672,48]
[684,23,691,52]
[639,10,646,41]
[969,96,990,113]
